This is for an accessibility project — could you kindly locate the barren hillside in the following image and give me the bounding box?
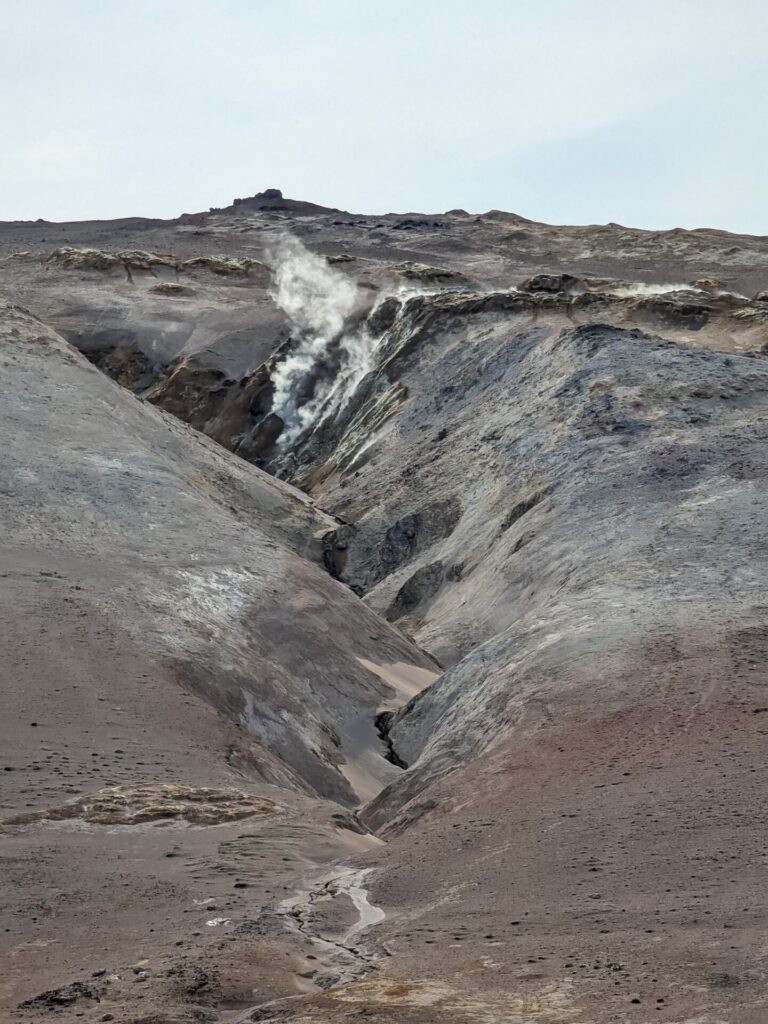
[2,192,768,1024]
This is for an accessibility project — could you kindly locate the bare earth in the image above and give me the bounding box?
[1,191,768,1023]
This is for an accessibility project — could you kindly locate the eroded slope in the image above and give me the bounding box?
[0,302,434,1020]
[3,194,768,1024]
[232,260,768,1022]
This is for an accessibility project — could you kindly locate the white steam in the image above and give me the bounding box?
[269,235,359,339]
[267,235,383,442]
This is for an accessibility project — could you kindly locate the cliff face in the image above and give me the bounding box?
[2,197,768,1023]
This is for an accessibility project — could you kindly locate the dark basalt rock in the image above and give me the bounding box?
[386,560,445,622]
[19,981,105,1010]
[237,412,285,460]
[519,272,580,293]
[233,187,284,207]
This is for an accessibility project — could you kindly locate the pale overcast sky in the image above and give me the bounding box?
[2,0,767,232]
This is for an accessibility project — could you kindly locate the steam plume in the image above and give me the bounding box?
[267,235,380,442]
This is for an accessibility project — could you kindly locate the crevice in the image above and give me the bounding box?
[321,523,356,583]
[375,711,408,769]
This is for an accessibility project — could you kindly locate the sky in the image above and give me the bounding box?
[2,0,768,233]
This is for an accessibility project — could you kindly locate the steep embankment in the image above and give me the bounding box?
[230,257,768,1022]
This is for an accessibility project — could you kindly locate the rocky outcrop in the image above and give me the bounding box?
[2,784,275,828]
[46,246,267,278]
[519,271,580,292]
[230,188,341,216]
[391,262,470,285]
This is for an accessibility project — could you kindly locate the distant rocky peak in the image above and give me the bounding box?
[232,187,285,208]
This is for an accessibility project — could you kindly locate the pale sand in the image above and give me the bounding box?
[339,660,441,803]
[356,658,440,706]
